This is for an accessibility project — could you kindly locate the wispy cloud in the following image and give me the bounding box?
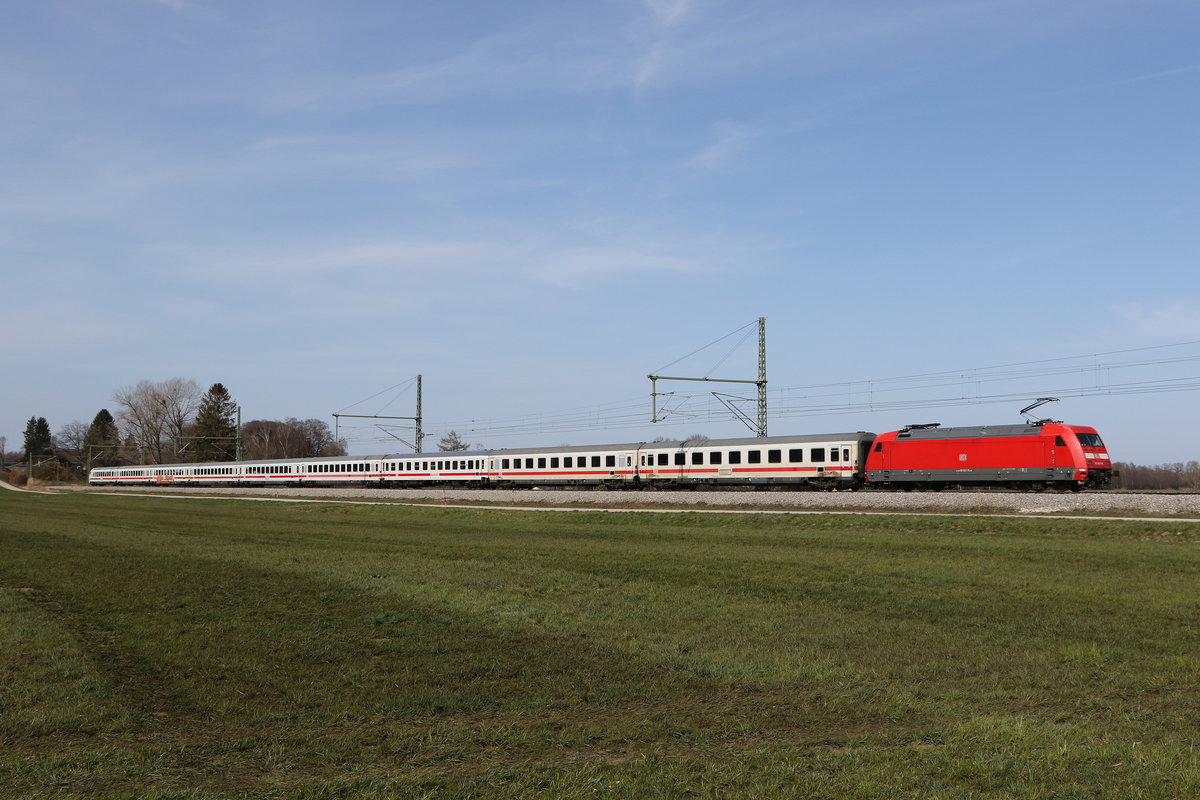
[681,121,761,170]
[643,0,695,27]
[158,232,723,290]
[1097,62,1200,89]
[531,243,710,289]
[1113,302,1200,339]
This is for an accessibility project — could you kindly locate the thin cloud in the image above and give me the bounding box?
[1113,302,1200,339]
[643,0,695,27]
[681,121,761,170]
[153,230,732,293]
[532,244,709,289]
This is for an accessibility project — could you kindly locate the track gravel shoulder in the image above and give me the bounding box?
[51,484,1200,518]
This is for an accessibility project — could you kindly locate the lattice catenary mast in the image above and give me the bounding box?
[649,317,768,438]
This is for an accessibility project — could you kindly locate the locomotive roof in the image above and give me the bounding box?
[895,423,1055,440]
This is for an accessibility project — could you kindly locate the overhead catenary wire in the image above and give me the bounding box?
[333,341,1200,449]
[651,319,760,375]
[334,377,418,415]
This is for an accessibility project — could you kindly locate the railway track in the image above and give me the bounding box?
[55,484,1200,517]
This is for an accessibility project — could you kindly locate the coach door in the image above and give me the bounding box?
[621,451,636,481]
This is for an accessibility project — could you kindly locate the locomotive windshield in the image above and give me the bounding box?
[1076,433,1105,448]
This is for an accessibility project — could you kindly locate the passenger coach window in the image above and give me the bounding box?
[605,455,616,468]
[564,457,573,468]
[729,451,742,464]
[591,456,601,468]
[830,449,840,462]
[658,453,668,466]
[537,458,546,469]
[710,451,722,465]
[674,453,685,466]
[768,450,782,463]
[748,451,762,464]
[692,452,703,465]
[811,448,826,462]
[789,449,803,463]
[551,458,559,468]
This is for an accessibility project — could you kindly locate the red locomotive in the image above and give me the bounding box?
[864,421,1112,491]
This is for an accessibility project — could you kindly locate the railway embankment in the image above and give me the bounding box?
[54,484,1200,517]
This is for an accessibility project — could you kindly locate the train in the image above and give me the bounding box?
[88,420,1113,492]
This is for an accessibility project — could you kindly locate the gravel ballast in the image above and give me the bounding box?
[57,484,1200,517]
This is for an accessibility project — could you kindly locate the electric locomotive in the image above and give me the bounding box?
[864,422,1112,490]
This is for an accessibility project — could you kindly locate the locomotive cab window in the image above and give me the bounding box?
[1055,436,1067,447]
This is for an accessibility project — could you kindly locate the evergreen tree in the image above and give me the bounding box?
[85,409,121,467]
[191,383,238,462]
[23,416,52,458]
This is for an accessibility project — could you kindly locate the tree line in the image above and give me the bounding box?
[12,378,348,474]
[1111,461,1200,491]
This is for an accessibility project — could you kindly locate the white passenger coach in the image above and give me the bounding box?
[89,432,877,490]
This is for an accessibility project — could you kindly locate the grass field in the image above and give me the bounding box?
[2,492,1198,799]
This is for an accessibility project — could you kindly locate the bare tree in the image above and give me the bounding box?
[55,420,90,463]
[437,430,470,451]
[113,378,201,464]
[1114,461,1200,490]
[241,418,346,460]
[293,418,344,457]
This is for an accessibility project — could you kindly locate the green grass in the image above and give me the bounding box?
[2,493,1199,798]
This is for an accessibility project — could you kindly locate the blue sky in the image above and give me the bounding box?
[3,0,1198,463]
